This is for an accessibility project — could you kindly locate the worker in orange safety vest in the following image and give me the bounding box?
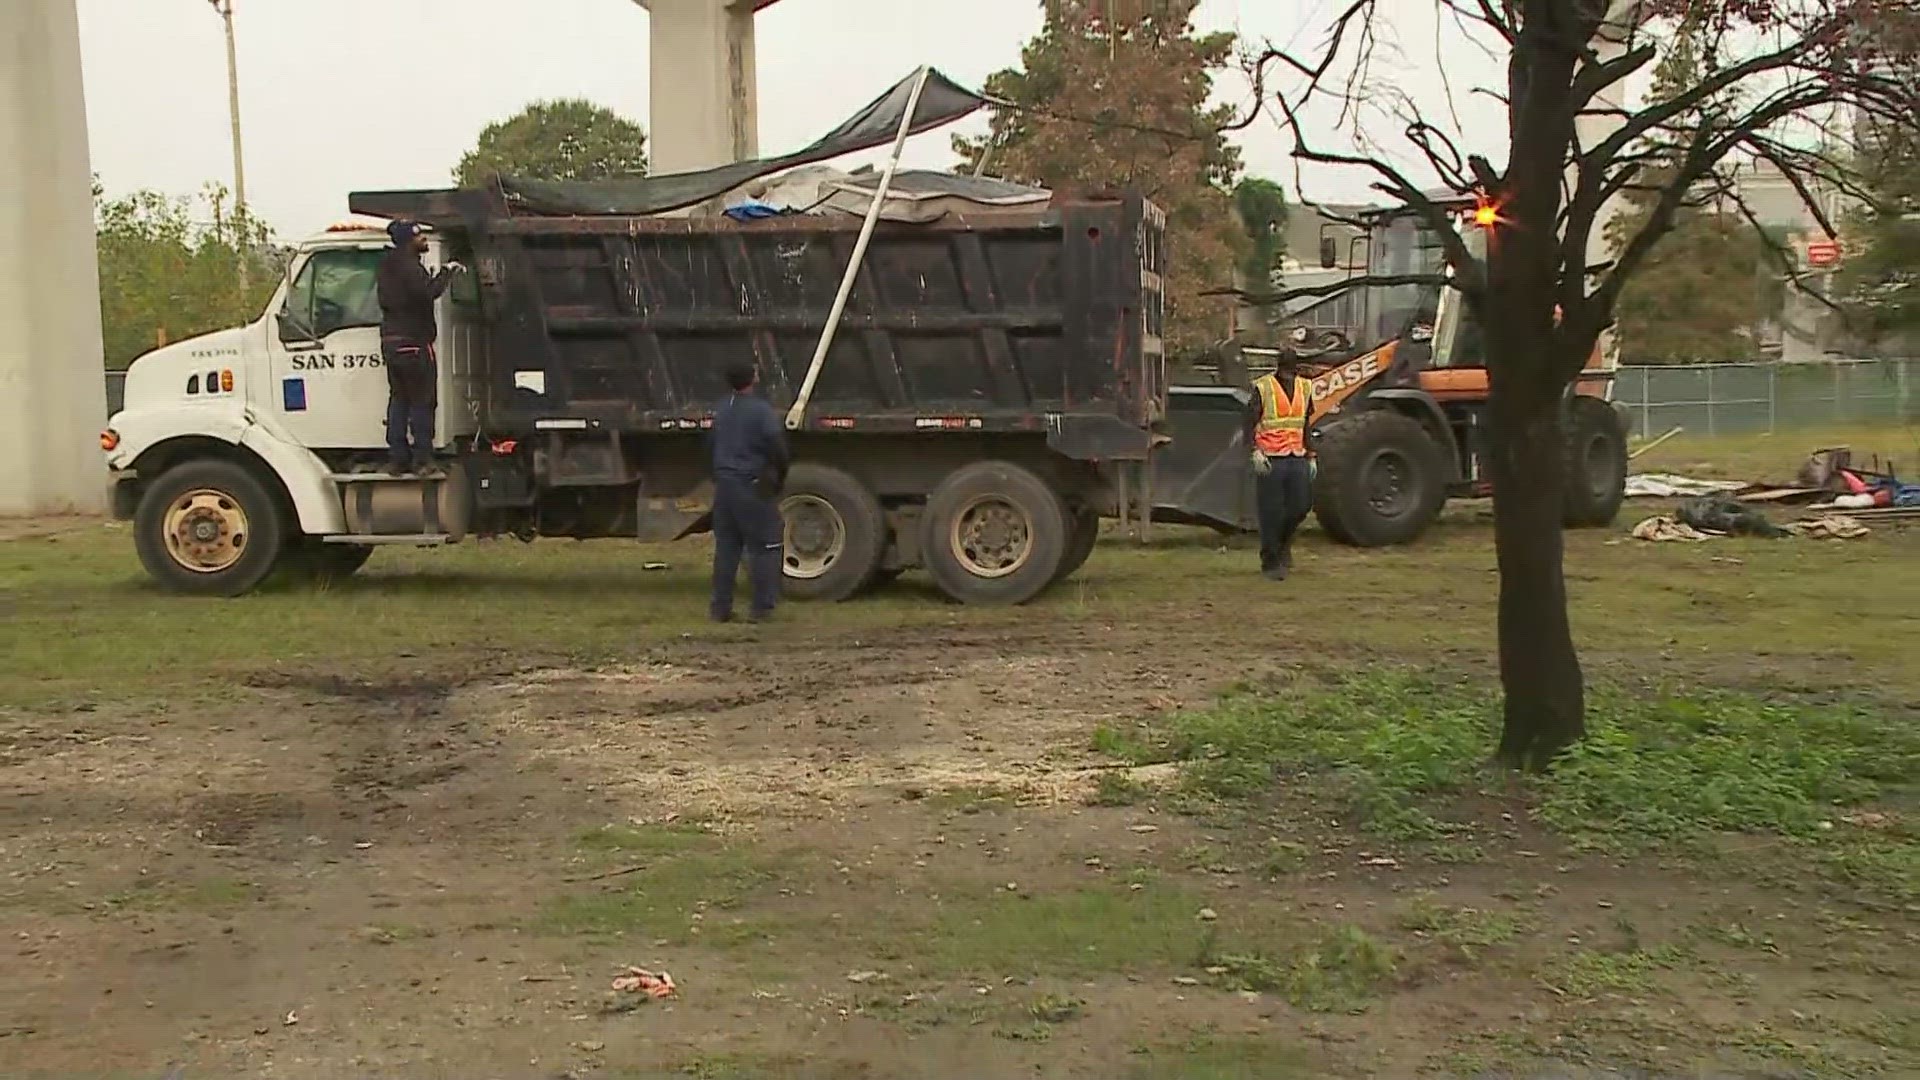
[1242,350,1317,580]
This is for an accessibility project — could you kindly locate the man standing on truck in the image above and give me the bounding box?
[376,220,462,475]
[1245,349,1317,580]
[708,361,790,622]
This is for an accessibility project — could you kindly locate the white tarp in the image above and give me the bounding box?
[739,166,1051,223]
[1624,473,1749,498]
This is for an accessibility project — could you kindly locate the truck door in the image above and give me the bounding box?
[268,245,390,450]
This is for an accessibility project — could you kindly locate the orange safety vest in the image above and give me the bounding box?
[1253,373,1313,457]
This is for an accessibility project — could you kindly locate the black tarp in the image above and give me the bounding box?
[499,67,988,217]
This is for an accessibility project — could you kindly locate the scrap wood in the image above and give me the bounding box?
[1628,425,1684,460]
[1736,487,1827,504]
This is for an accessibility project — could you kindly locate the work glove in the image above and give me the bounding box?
[1249,449,1272,477]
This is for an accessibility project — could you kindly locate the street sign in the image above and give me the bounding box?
[1807,239,1841,268]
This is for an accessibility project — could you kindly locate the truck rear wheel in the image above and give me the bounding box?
[1313,410,1446,547]
[921,461,1068,605]
[780,462,886,602]
[134,459,287,596]
[1562,395,1628,528]
[1053,503,1100,584]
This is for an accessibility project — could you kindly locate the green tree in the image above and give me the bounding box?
[953,0,1247,356]
[1612,214,1774,363]
[1835,124,1920,343]
[94,181,281,370]
[1233,176,1290,334]
[1608,31,1774,364]
[454,100,648,186]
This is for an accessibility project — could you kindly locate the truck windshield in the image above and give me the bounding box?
[1430,224,1487,369]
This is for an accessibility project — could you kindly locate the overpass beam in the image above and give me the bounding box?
[635,0,782,174]
[0,0,108,515]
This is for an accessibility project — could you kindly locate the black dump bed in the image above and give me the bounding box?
[349,187,1167,460]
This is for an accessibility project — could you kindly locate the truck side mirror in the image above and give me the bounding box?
[276,309,318,347]
[1319,235,1338,269]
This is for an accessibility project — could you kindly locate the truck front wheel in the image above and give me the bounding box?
[921,461,1068,605]
[133,459,288,596]
[780,462,886,602]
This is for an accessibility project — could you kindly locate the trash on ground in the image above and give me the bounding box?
[1677,496,1785,537]
[1802,446,1918,512]
[1784,515,1870,540]
[610,966,677,999]
[845,970,886,984]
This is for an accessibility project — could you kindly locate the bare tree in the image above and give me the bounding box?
[1253,0,1920,767]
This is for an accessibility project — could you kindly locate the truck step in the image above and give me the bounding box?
[321,534,451,546]
[328,471,448,483]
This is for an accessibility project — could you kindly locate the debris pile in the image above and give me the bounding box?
[1628,442,1916,539]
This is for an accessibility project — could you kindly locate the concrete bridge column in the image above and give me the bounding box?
[0,0,108,515]
[636,0,783,175]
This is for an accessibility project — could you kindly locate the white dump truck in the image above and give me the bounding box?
[100,186,1167,603]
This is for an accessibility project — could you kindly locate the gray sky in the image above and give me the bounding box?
[77,0,1507,239]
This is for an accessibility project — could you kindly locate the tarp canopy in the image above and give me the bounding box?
[499,67,989,217]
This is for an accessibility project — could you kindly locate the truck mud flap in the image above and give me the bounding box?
[1045,414,1154,462]
[638,480,712,542]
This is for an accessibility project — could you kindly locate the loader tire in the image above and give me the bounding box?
[921,461,1068,605]
[780,462,887,602]
[134,459,287,597]
[1562,395,1628,528]
[1313,410,1446,547]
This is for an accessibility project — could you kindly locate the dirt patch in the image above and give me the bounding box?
[2,613,1911,1079]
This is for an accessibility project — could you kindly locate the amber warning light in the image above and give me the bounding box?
[1473,202,1500,228]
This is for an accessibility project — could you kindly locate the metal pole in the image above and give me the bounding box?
[211,0,249,289]
[1712,363,1728,434]
[785,66,932,431]
[1768,363,1776,435]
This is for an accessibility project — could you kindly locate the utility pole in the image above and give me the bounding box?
[209,0,246,213]
[206,0,249,287]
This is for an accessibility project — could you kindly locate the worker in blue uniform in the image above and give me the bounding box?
[708,361,790,622]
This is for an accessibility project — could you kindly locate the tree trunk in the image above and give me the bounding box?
[1484,327,1585,770]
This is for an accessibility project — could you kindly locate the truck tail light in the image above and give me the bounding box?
[220,369,234,392]
[100,429,120,452]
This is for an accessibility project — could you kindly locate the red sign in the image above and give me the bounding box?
[1807,239,1841,268]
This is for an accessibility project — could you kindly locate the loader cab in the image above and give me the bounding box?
[1317,201,1486,365]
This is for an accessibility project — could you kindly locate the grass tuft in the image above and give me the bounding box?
[1209,924,1398,1013]
[1102,672,1919,897]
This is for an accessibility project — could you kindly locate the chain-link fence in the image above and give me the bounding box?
[1613,358,1920,437]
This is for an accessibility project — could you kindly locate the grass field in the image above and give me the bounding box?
[2,428,1917,1079]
